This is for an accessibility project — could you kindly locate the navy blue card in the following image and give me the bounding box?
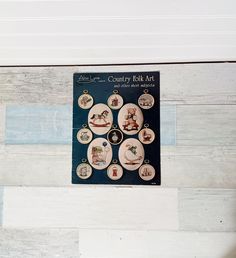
[72,71,160,185]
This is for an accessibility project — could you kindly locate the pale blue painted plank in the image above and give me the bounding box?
[0,187,3,226]
[160,105,176,145]
[5,105,72,144]
[5,105,175,145]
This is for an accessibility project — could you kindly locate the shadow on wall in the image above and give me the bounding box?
[224,247,236,258]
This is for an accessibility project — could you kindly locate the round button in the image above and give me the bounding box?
[78,93,94,109]
[77,128,93,144]
[138,164,155,181]
[107,164,123,180]
[76,163,93,179]
[138,128,155,144]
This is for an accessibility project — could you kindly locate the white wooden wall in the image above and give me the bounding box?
[0,0,235,65]
[0,0,236,257]
[0,63,236,258]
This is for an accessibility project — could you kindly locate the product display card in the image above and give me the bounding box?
[72,71,160,185]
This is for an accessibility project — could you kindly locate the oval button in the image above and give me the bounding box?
[87,138,113,170]
[118,103,143,135]
[88,103,113,135]
[118,138,144,171]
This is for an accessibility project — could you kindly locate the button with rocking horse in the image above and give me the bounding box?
[88,103,113,135]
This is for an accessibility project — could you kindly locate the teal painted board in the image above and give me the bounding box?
[5,105,175,145]
[0,187,3,226]
[160,105,176,145]
[5,105,72,144]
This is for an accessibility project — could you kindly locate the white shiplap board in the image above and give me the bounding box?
[2,187,178,229]
[79,229,236,258]
[0,229,79,258]
[177,105,236,146]
[0,0,235,64]
[1,145,236,188]
[179,189,236,232]
[0,63,236,105]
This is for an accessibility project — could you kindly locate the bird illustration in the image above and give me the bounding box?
[124,144,142,165]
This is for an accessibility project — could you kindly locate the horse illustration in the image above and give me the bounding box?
[90,110,110,127]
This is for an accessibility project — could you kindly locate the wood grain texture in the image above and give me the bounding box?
[5,105,72,144]
[1,145,236,188]
[0,145,71,186]
[2,187,178,229]
[177,105,236,146]
[79,229,236,258]
[162,146,236,188]
[0,105,5,144]
[0,0,235,17]
[160,105,176,145]
[0,63,236,104]
[0,229,79,258]
[4,104,175,145]
[0,187,3,226]
[179,189,236,232]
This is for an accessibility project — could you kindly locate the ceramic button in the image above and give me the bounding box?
[138,164,155,181]
[118,103,143,135]
[88,103,113,135]
[87,138,113,170]
[138,93,155,109]
[107,128,123,145]
[107,93,124,110]
[119,138,144,171]
[77,128,93,144]
[138,128,155,144]
[78,93,94,109]
[76,163,93,179]
[107,164,123,180]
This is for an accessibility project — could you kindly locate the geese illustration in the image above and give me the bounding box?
[124,144,142,165]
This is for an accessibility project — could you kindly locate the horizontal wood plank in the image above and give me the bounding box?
[4,104,175,145]
[5,105,72,144]
[179,189,236,231]
[0,46,235,65]
[0,105,5,144]
[79,229,236,258]
[0,145,71,186]
[177,105,236,146]
[0,0,235,18]
[2,187,178,229]
[0,229,79,258]
[0,64,235,105]
[1,145,236,188]
[1,19,236,35]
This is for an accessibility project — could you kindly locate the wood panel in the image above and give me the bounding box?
[177,105,236,146]
[0,229,79,258]
[179,189,236,232]
[4,104,175,145]
[79,229,236,258]
[1,145,236,188]
[0,105,5,144]
[5,105,72,144]
[161,146,236,188]
[2,187,178,229]
[0,145,71,186]
[1,64,236,105]
[0,0,234,18]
